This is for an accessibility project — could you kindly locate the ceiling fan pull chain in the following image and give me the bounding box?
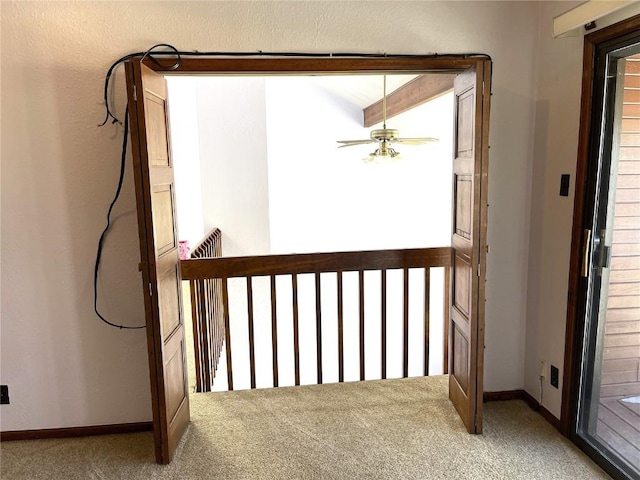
[382,74,387,129]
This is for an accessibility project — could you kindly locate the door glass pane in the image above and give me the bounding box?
[578,44,640,479]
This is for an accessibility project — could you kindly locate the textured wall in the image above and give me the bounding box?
[1,1,539,430]
[196,77,272,257]
[265,78,454,254]
[166,76,205,247]
[524,2,640,419]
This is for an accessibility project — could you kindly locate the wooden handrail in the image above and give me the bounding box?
[190,228,222,259]
[182,246,452,392]
[186,228,224,393]
[181,247,451,279]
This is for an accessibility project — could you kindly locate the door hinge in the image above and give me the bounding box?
[133,85,137,101]
[148,282,153,297]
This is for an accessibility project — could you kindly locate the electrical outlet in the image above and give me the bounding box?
[550,365,559,388]
[540,361,546,378]
[0,385,9,405]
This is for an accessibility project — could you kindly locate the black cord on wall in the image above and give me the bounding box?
[94,44,181,330]
[93,105,146,329]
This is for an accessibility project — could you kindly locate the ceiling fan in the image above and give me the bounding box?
[337,75,439,160]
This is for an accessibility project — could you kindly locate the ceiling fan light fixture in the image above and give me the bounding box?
[366,140,401,162]
[337,75,439,159]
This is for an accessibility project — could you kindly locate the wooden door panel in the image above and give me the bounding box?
[126,61,189,464]
[165,331,188,421]
[452,325,470,393]
[455,175,473,239]
[165,332,190,457]
[456,89,475,156]
[453,252,472,318]
[146,96,171,166]
[449,64,490,434]
[152,185,177,256]
[159,262,182,337]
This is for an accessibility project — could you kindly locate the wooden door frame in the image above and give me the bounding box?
[141,54,491,429]
[562,14,640,437]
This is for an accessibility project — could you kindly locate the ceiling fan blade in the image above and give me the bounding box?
[337,139,376,147]
[392,137,439,145]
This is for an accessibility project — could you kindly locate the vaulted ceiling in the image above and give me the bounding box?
[309,73,455,127]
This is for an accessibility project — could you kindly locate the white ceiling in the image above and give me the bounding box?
[308,74,419,109]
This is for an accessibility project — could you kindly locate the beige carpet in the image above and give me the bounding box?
[0,376,609,479]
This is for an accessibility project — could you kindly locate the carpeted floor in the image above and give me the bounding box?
[0,376,609,479]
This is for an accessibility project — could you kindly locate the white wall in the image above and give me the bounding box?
[525,2,640,418]
[2,0,541,431]
[266,77,453,254]
[166,77,205,247]
[196,77,271,257]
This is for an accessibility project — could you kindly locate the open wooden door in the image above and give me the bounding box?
[125,61,190,464]
[449,64,490,434]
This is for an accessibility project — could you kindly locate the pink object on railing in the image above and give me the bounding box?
[178,240,190,260]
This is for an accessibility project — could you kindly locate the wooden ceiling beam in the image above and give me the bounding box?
[363,74,456,128]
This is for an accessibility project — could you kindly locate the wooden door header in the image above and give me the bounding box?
[141,55,489,75]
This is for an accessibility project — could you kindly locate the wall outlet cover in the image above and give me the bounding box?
[550,365,559,389]
[0,385,9,404]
